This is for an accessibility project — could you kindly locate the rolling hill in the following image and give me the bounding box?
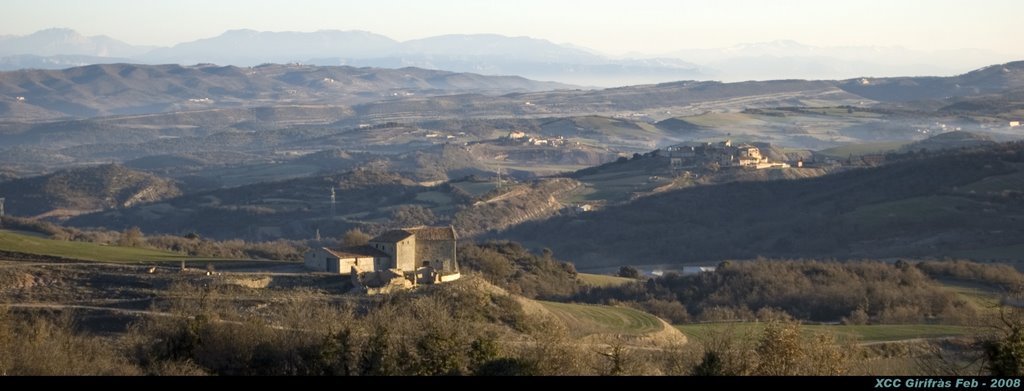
[0,63,570,120]
[62,164,582,241]
[0,164,181,219]
[837,61,1024,102]
[899,131,997,152]
[502,142,1024,268]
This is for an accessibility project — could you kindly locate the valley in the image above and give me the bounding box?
[2,59,1024,377]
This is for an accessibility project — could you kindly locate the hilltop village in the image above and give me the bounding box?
[663,140,791,170]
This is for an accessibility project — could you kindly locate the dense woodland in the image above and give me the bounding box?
[458,241,581,299]
[575,259,1024,325]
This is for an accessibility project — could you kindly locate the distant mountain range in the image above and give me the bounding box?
[0,28,153,58]
[0,29,1015,86]
[3,60,1024,121]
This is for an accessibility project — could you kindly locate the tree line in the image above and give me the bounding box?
[575,259,1010,325]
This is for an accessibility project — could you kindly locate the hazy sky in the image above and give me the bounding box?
[2,0,1020,55]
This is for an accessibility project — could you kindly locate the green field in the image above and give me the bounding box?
[451,181,499,198]
[199,163,319,188]
[677,322,980,344]
[538,301,664,335]
[679,112,766,128]
[938,278,1002,308]
[577,170,659,201]
[577,273,635,287]
[572,116,668,138]
[0,230,228,263]
[571,157,678,202]
[842,195,980,228]
[414,191,455,205]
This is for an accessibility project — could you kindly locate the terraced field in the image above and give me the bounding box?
[538,301,664,335]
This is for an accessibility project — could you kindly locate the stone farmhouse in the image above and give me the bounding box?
[666,140,790,170]
[305,226,461,287]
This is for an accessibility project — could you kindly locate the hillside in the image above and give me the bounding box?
[0,63,570,120]
[503,143,1024,268]
[899,131,996,153]
[0,229,201,263]
[0,164,181,219]
[63,165,582,240]
[837,61,1024,102]
[938,88,1024,120]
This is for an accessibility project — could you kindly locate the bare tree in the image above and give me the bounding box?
[341,228,371,247]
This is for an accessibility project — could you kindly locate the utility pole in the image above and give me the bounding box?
[330,187,336,218]
[0,197,5,218]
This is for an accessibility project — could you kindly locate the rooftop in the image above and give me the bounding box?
[370,229,414,243]
[324,246,390,259]
[370,226,458,243]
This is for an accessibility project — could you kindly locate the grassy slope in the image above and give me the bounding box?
[0,230,223,263]
[538,301,664,335]
[676,322,979,344]
[577,273,635,287]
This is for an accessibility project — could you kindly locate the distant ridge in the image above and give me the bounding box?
[0,63,571,119]
[837,61,1024,101]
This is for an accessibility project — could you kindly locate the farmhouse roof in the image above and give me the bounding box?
[370,229,414,243]
[324,246,390,259]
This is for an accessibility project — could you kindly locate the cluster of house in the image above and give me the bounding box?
[663,140,790,170]
[304,226,461,293]
[505,131,568,147]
